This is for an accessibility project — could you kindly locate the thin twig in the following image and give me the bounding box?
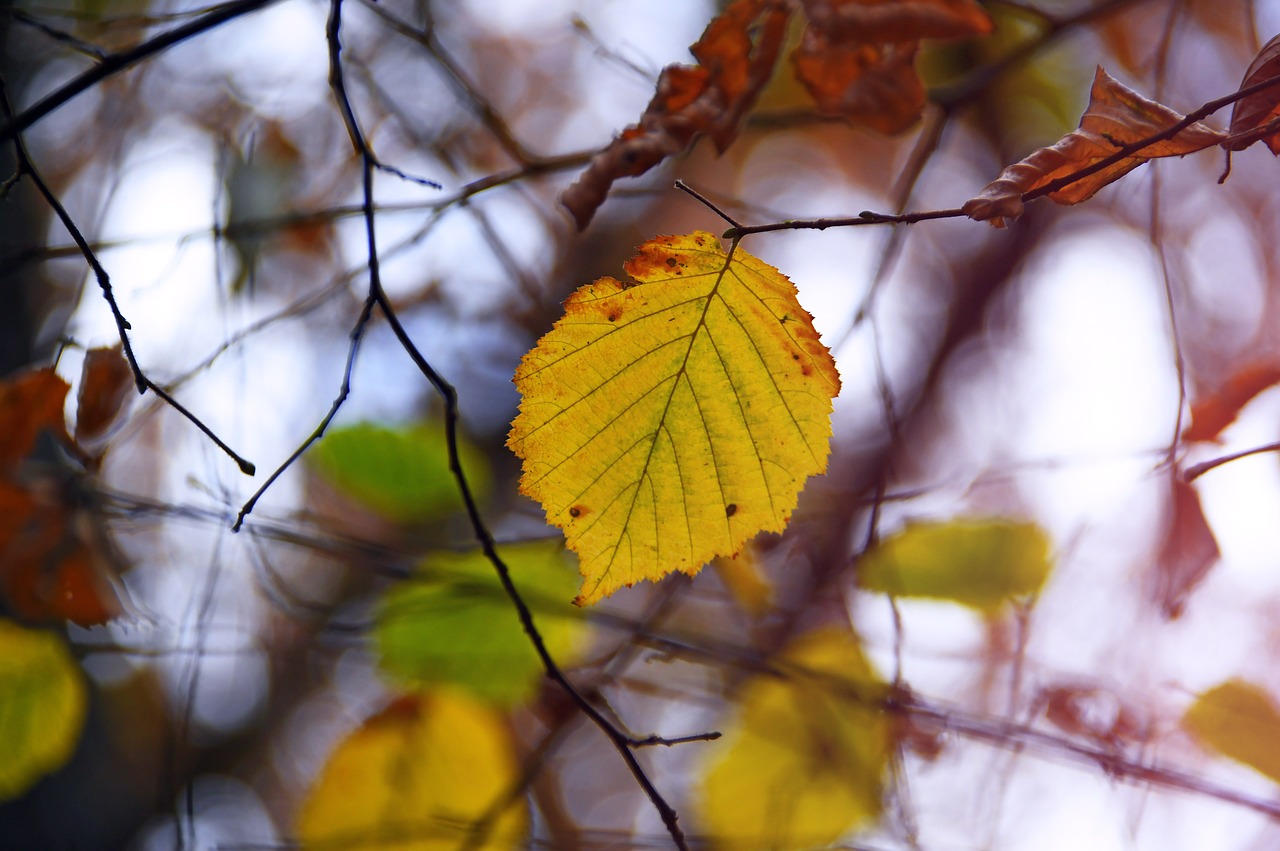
[628,731,722,748]
[675,179,741,229]
[6,7,108,60]
[1183,440,1280,482]
[232,295,376,531]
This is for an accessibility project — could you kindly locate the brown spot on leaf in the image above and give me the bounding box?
[726,503,737,517]
[569,505,587,518]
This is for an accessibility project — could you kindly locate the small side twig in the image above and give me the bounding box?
[1183,440,1280,482]
[628,731,722,748]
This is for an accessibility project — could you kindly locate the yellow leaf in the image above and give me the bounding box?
[1183,679,1280,784]
[699,628,890,847]
[0,619,87,801]
[297,691,527,850]
[508,232,840,606]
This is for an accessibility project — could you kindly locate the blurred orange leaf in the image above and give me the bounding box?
[798,0,993,42]
[1151,478,1219,620]
[964,67,1226,226]
[793,0,990,134]
[562,0,789,229]
[508,232,839,606]
[1183,363,1280,443]
[0,368,71,467]
[793,33,924,134]
[1228,33,1280,153]
[75,345,134,444]
[0,366,122,626]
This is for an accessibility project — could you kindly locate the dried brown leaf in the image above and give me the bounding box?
[964,67,1226,226]
[561,0,789,229]
[792,33,923,134]
[1151,478,1220,620]
[75,345,133,444]
[792,0,990,134]
[0,366,122,626]
[1228,33,1280,153]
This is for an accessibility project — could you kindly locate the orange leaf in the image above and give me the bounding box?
[964,67,1226,226]
[791,0,990,134]
[0,366,122,626]
[1228,34,1280,153]
[0,478,120,627]
[1183,363,1280,443]
[561,0,789,229]
[0,369,71,470]
[1150,478,1219,620]
[792,33,924,134]
[798,0,993,43]
[75,345,134,444]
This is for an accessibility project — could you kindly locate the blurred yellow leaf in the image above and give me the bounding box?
[699,628,890,847]
[297,691,527,850]
[0,619,87,801]
[711,545,773,616]
[508,232,840,606]
[858,518,1052,612]
[1183,679,1280,783]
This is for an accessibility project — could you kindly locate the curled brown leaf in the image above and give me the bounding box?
[1228,33,1280,153]
[964,67,1225,226]
[561,0,789,230]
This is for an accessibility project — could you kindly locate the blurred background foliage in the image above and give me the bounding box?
[5,0,1280,848]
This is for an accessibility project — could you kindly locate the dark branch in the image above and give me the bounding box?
[0,0,280,144]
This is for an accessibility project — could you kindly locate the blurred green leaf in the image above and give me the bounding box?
[1183,679,1280,783]
[858,518,1052,612]
[309,421,489,524]
[375,541,584,706]
[0,619,87,801]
